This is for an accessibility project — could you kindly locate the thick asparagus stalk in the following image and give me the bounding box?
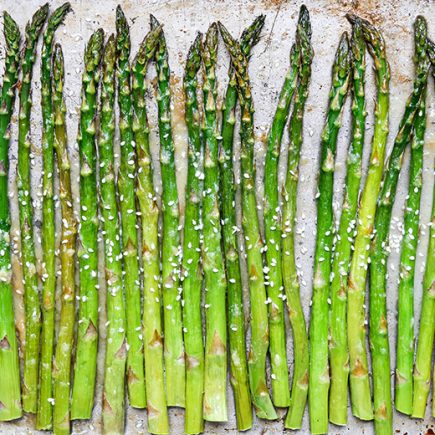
[309,33,351,435]
[346,14,390,421]
[263,18,301,409]
[218,22,277,420]
[132,26,170,434]
[328,20,365,426]
[37,4,71,429]
[70,28,104,419]
[51,43,77,435]
[115,6,146,408]
[202,23,228,422]
[17,3,49,413]
[0,11,21,422]
[150,14,185,407]
[181,33,204,434]
[396,17,429,416]
[98,35,127,435]
[219,16,264,431]
[282,6,313,429]
[369,17,429,435]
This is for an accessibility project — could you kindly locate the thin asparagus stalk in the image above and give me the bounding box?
[202,23,228,422]
[263,22,300,410]
[218,22,277,421]
[98,35,127,435]
[115,6,146,408]
[132,26,170,434]
[0,11,21,422]
[412,89,435,422]
[309,33,351,435]
[151,14,185,407]
[37,4,71,429]
[51,43,77,435]
[395,17,429,416]
[17,3,49,413]
[282,5,313,429]
[70,28,104,419]
[328,20,365,426]
[369,18,428,435]
[345,14,390,421]
[181,33,204,435]
[219,15,265,431]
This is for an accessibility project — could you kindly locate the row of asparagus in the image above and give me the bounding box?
[0,3,434,435]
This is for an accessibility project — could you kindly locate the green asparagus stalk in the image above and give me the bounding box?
[263,19,301,409]
[345,14,390,421]
[181,33,204,435]
[0,11,21,422]
[219,16,265,431]
[282,5,313,429]
[132,26,170,434]
[150,14,185,407]
[309,33,351,435]
[202,23,228,422]
[412,72,435,423]
[395,17,429,416]
[37,4,71,429]
[218,21,277,421]
[115,6,146,408]
[369,18,429,435]
[97,35,127,435]
[328,20,365,426]
[17,3,49,413]
[51,43,77,435]
[70,28,104,419]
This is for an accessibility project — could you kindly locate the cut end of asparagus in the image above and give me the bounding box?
[3,11,20,49]
[185,32,202,81]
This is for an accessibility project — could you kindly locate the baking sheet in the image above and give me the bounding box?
[0,0,434,433]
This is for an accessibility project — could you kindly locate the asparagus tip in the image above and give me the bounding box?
[185,32,202,80]
[26,2,49,37]
[48,2,72,28]
[3,11,20,47]
[52,43,64,82]
[150,13,160,29]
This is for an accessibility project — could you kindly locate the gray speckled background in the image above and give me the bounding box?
[1,0,434,434]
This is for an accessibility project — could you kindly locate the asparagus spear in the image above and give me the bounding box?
[309,33,351,434]
[181,33,204,434]
[70,28,104,419]
[132,26,170,434]
[328,20,365,426]
[37,4,71,429]
[412,80,435,423]
[97,35,127,434]
[282,6,313,429]
[369,18,428,435]
[16,3,49,413]
[115,6,146,408]
[396,17,429,416]
[201,23,228,422]
[51,43,77,435]
[262,23,300,410]
[345,14,390,421]
[0,11,21,422]
[218,22,277,420]
[150,14,185,407]
[219,15,265,431]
